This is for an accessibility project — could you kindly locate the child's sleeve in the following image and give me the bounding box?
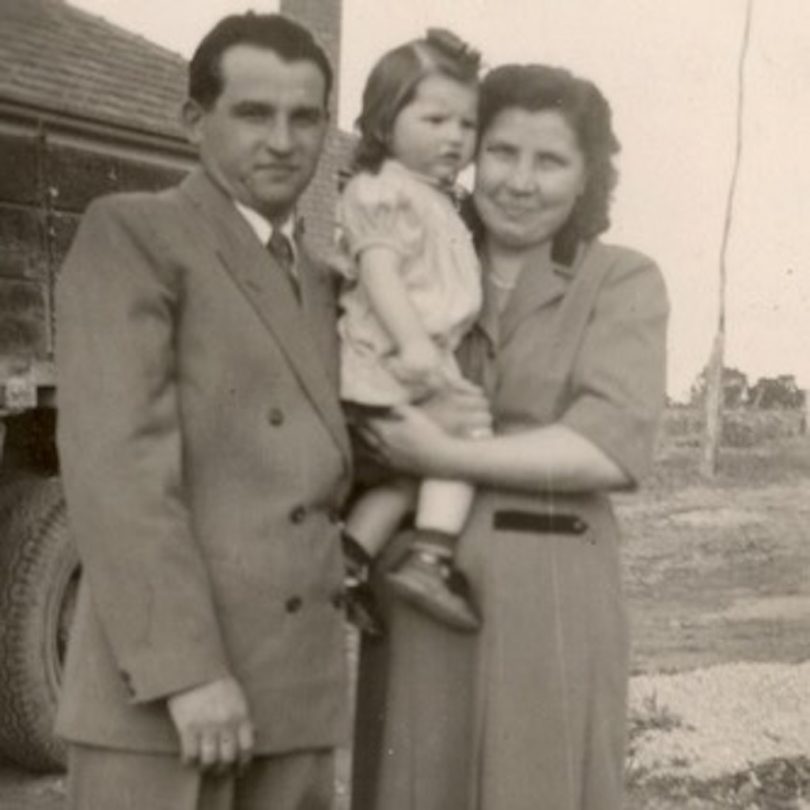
[337,174,425,279]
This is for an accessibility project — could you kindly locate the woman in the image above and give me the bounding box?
[351,64,669,810]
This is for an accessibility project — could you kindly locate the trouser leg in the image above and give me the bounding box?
[235,748,335,810]
[66,744,335,810]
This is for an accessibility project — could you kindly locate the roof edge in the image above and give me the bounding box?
[60,0,188,65]
[0,94,195,163]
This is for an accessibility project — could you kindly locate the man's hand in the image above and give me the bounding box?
[167,676,254,774]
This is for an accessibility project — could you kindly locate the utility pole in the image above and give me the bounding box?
[701,0,754,476]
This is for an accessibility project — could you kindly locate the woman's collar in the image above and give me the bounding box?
[552,241,585,277]
[475,239,587,346]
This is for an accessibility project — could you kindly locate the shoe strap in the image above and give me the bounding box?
[342,531,373,569]
[414,548,447,567]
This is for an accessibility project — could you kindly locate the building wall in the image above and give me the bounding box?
[280,0,345,258]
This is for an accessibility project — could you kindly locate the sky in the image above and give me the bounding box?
[68,0,810,401]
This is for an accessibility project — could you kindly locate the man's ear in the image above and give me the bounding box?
[181,99,205,146]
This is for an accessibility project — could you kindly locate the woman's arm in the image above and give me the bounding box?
[366,405,629,494]
[364,252,669,494]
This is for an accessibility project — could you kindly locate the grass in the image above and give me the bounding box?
[649,434,810,492]
[626,757,810,810]
[626,692,686,789]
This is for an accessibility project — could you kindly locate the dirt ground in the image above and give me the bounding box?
[3,435,809,809]
[621,439,810,676]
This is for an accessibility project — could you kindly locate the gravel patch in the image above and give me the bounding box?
[716,596,810,622]
[666,507,761,528]
[628,662,810,781]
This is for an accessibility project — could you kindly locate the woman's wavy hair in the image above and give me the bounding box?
[470,64,620,261]
[352,29,481,175]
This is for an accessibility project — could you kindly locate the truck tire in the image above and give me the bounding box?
[0,476,79,772]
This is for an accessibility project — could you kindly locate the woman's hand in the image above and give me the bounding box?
[363,404,458,477]
[353,379,490,477]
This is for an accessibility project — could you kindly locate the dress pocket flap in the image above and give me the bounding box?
[493,510,588,535]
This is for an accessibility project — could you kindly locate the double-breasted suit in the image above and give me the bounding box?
[56,168,353,755]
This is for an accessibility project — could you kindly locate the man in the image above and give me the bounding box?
[56,14,352,809]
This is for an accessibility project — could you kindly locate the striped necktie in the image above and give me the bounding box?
[267,229,300,301]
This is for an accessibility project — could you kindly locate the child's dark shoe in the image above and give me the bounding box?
[341,531,385,637]
[345,579,385,638]
[342,531,373,577]
[386,548,480,632]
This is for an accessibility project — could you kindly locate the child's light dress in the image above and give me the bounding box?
[337,159,482,406]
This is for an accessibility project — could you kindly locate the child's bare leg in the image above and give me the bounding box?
[387,477,481,631]
[387,415,492,631]
[414,478,476,550]
[344,477,417,558]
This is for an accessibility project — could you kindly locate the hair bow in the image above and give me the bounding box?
[426,28,481,70]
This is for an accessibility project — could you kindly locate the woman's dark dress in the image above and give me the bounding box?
[352,241,669,810]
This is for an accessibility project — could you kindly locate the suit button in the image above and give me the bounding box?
[327,508,342,525]
[120,670,135,697]
[331,591,346,610]
[289,505,307,524]
[268,407,284,426]
[285,596,303,613]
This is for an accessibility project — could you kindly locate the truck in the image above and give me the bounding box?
[0,0,192,771]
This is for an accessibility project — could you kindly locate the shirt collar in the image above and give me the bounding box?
[233,201,297,253]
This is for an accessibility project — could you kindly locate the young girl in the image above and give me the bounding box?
[337,29,488,634]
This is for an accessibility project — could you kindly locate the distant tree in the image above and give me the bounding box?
[749,375,805,409]
[690,365,750,409]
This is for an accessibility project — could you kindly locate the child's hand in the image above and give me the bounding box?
[389,339,444,394]
[417,378,492,437]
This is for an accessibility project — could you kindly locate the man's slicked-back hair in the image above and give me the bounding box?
[189,13,333,109]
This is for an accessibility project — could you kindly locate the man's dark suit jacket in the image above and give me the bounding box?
[55,168,353,754]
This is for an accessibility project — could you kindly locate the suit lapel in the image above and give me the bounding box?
[180,170,350,462]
